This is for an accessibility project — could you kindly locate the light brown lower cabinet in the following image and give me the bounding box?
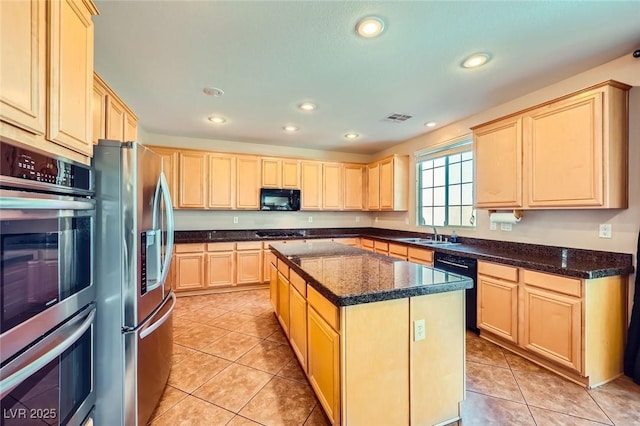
[270,257,465,425]
[407,247,434,266]
[173,241,265,294]
[478,260,627,388]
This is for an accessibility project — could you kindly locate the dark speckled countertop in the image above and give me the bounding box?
[174,227,634,279]
[270,242,473,306]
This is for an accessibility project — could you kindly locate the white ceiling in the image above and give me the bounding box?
[93,1,640,154]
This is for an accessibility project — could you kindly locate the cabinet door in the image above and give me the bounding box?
[236,156,260,209]
[289,285,308,371]
[179,151,207,208]
[0,0,46,136]
[478,275,518,343]
[263,249,272,284]
[277,272,290,335]
[525,92,603,207]
[152,147,178,207]
[105,95,125,141]
[307,306,340,423]
[343,164,364,210]
[301,161,322,210]
[522,286,582,372]
[261,158,281,188]
[206,251,235,287]
[91,77,107,145]
[208,154,234,209]
[282,159,300,189]
[236,250,262,285]
[367,162,380,210]
[322,163,342,210]
[269,263,278,312]
[474,117,523,208]
[174,253,205,292]
[379,157,393,209]
[47,0,94,156]
[125,113,137,141]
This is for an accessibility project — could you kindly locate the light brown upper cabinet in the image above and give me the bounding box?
[301,161,323,210]
[208,153,235,209]
[474,117,523,208]
[343,163,365,210]
[322,163,343,210]
[261,157,300,189]
[94,73,138,143]
[178,151,207,208]
[236,155,260,209]
[147,146,178,207]
[368,155,409,211]
[92,77,108,145]
[472,81,630,210]
[0,0,98,163]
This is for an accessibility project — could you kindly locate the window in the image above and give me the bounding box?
[417,141,475,228]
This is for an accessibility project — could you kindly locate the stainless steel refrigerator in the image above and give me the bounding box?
[93,140,175,425]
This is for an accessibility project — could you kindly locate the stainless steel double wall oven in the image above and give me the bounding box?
[0,141,96,426]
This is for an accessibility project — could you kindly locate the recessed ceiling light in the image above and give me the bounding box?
[203,87,224,97]
[424,122,437,128]
[208,115,226,124]
[283,125,299,133]
[298,102,317,112]
[355,16,385,38]
[462,53,491,69]
[344,132,359,140]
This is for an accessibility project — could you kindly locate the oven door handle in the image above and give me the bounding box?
[0,307,96,399]
[0,196,94,211]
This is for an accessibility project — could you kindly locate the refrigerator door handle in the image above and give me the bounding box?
[158,171,174,292]
[140,292,175,339]
[0,306,95,399]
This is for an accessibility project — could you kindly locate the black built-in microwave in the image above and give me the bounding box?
[260,188,301,211]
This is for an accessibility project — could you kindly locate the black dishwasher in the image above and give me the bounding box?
[434,252,478,332]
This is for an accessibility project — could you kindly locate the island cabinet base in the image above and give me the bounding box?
[340,291,465,426]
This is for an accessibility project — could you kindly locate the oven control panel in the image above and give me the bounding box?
[0,141,92,192]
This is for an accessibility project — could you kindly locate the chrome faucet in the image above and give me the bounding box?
[432,226,438,241]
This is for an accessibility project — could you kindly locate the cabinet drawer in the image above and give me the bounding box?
[236,241,262,250]
[333,237,359,246]
[277,258,289,278]
[388,243,408,257]
[523,270,582,298]
[407,247,433,263]
[269,252,278,266]
[263,240,286,249]
[175,243,204,253]
[361,239,374,248]
[478,261,519,282]
[290,269,306,296]
[374,241,388,251]
[307,285,339,331]
[206,242,235,252]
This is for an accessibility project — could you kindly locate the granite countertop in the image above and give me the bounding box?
[174,227,634,279]
[270,241,473,306]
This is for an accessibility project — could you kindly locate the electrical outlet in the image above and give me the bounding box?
[500,223,512,231]
[233,216,238,224]
[405,217,409,225]
[599,223,612,238]
[355,216,360,223]
[375,217,379,223]
[490,222,497,231]
[414,319,426,342]
[308,216,313,223]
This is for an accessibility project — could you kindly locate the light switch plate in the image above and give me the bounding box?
[308,216,313,223]
[490,222,497,231]
[233,216,238,224]
[599,223,612,238]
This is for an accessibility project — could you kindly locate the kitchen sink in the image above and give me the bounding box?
[395,237,460,247]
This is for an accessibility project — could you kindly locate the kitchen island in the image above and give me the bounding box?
[268,241,473,426]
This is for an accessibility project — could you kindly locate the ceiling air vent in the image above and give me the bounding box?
[383,113,413,123]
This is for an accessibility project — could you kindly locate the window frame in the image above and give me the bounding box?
[415,136,475,228]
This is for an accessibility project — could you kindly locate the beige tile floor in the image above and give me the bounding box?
[150,289,640,425]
